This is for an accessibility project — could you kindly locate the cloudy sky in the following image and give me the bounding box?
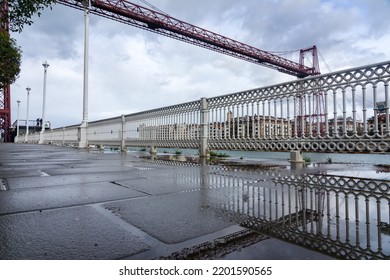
[9,0,390,128]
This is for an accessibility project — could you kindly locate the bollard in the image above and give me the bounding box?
[149,145,157,155]
[120,114,127,152]
[290,150,304,163]
[290,150,304,169]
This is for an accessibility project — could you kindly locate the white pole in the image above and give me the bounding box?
[79,0,91,148]
[41,61,49,133]
[39,61,49,144]
[16,100,21,142]
[83,0,90,125]
[25,86,31,142]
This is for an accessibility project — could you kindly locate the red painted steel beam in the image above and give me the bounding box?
[58,0,320,78]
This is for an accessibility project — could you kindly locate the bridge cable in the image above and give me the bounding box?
[139,0,169,15]
[318,48,332,74]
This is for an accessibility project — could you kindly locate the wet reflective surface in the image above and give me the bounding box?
[0,144,389,259]
[0,206,149,259]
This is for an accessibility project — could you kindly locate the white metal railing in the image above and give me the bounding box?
[23,60,390,153]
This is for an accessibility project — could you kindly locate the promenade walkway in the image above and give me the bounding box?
[0,143,346,259]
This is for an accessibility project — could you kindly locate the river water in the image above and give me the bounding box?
[126,147,390,164]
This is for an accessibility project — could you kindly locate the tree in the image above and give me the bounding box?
[0,30,21,88]
[0,0,56,87]
[1,0,57,33]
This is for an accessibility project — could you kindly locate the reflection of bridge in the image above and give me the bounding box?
[154,162,389,259]
[22,61,390,154]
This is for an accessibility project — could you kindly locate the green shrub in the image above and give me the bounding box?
[209,150,229,157]
[304,157,311,163]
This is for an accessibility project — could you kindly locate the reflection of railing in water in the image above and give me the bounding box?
[130,158,389,259]
[212,173,390,259]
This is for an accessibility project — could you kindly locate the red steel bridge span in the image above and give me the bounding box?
[58,0,320,78]
[1,0,320,142]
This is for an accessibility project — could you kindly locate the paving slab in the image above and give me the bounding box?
[103,191,236,244]
[4,172,147,190]
[0,205,149,259]
[0,181,148,215]
[114,170,205,195]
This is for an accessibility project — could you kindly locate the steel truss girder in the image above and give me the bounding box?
[58,0,318,78]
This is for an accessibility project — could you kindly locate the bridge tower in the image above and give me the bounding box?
[296,46,326,137]
[0,0,11,142]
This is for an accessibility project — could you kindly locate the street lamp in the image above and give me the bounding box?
[79,0,91,148]
[16,100,21,142]
[39,61,49,144]
[83,0,91,125]
[25,86,31,142]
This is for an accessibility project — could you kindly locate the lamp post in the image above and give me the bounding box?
[24,86,31,142]
[16,100,21,142]
[39,61,49,144]
[79,0,91,148]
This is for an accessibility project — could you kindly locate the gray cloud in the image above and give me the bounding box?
[9,0,390,128]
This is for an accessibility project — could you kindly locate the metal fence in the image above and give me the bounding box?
[23,60,390,153]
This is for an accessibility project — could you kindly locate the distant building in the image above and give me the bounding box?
[367,114,389,136]
[136,112,388,141]
[328,116,364,136]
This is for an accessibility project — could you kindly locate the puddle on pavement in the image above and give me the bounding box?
[159,229,269,260]
[138,154,288,171]
[327,169,390,180]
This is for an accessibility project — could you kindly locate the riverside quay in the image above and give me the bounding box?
[0,143,389,259]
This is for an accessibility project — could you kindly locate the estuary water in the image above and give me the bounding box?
[126,147,390,165]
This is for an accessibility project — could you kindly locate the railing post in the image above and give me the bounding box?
[78,123,88,148]
[38,131,44,144]
[62,127,65,146]
[149,145,157,155]
[121,114,127,152]
[200,97,209,157]
[79,0,91,149]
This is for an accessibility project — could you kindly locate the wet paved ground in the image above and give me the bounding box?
[2,143,379,260]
